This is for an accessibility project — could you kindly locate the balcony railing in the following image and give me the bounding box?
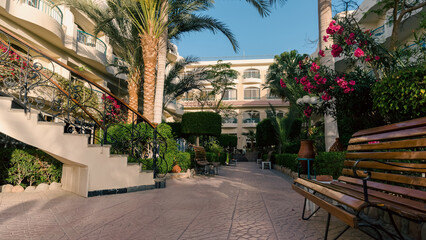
[243,118,260,123]
[371,25,384,38]
[22,0,63,25]
[222,118,238,124]
[77,29,107,56]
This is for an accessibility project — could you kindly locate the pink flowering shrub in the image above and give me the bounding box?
[101,94,126,123]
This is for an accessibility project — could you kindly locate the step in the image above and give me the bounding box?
[37,121,66,127]
[8,107,40,115]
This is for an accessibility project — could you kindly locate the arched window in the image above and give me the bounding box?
[244,87,260,100]
[243,110,260,123]
[266,110,284,118]
[243,69,260,79]
[223,89,237,100]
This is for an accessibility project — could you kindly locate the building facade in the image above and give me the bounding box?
[179,59,289,149]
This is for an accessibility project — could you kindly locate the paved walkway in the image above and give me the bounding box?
[0,162,371,240]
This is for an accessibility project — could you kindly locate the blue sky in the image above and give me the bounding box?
[173,0,363,60]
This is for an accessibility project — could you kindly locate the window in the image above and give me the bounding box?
[266,110,284,118]
[201,89,215,100]
[267,90,280,99]
[223,89,237,100]
[243,110,260,123]
[244,87,260,100]
[222,117,237,123]
[243,69,260,79]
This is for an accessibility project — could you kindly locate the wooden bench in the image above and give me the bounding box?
[193,146,220,174]
[292,117,426,240]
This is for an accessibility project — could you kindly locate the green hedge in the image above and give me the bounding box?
[176,152,192,171]
[0,148,62,186]
[275,154,298,172]
[313,152,346,179]
[182,112,221,137]
[256,118,279,147]
[167,122,184,138]
[218,134,237,148]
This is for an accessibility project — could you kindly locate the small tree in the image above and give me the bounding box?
[181,112,221,146]
[242,130,256,152]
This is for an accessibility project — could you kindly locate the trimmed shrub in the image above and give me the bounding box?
[218,134,237,148]
[275,154,298,172]
[256,118,279,147]
[218,152,227,165]
[205,152,218,162]
[313,152,346,179]
[167,122,184,138]
[181,112,221,137]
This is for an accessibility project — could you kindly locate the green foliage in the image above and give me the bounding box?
[275,154,298,172]
[205,152,218,162]
[256,118,279,147]
[181,112,221,137]
[2,149,62,186]
[167,122,184,138]
[207,140,222,155]
[373,65,426,123]
[314,152,346,179]
[266,50,308,107]
[218,134,237,148]
[176,152,192,171]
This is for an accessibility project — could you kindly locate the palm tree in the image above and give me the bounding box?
[162,56,206,118]
[59,0,145,123]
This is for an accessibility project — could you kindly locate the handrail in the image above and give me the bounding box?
[76,29,107,56]
[371,25,384,37]
[0,25,166,177]
[22,0,63,25]
[0,25,154,128]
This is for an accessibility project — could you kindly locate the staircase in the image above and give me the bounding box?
[0,96,155,197]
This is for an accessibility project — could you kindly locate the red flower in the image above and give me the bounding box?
[323,35,329,42]
[375,56,380,60]
[280,78,286,88]
[349,80,356,86]
[321,92,332,101]
[331,44,343,57]
[354,48,365,58]
[304,106,312,118]
[319,50,325,57]
[310,62,320,73]
[365,56,372,62]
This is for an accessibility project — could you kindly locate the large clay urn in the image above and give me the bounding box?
[297,140,315,175]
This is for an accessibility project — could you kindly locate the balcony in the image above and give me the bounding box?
[165,99,184,115]
[222,118,237,128]
[4,0,64,41]
[242,118,259,128]
[76,29,107,64]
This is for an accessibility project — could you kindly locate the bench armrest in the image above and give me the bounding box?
[352,159,372,202]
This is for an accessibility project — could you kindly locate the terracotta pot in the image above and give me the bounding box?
[298,140,315,175]
[172,165,182,173]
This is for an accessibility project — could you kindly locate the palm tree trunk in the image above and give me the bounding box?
[318,0,339,151]
[140,33,158,123]
[153,2,168,124]
[127,69,141,123]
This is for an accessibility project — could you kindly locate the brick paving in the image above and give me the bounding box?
[0,162,372,240]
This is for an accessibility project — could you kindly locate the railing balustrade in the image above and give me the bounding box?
[0,26,165,178]
[371,25,384,37]
[77,29,107,56]
[22,0,63,25]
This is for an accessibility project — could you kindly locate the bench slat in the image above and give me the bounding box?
[344,160,426,173]
[349,127,426,144]
[292,184,357,228]
[294,178,366,210]
[352,117,426,137]
[347,138,426,151]
[341,169,426,187]
[345,151,426,161]
[331,181,426,214]
[338,176,426,201]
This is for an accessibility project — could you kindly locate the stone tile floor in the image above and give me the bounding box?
[0,162,372,240]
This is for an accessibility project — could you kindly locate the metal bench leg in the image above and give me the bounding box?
[301,198,320,220]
